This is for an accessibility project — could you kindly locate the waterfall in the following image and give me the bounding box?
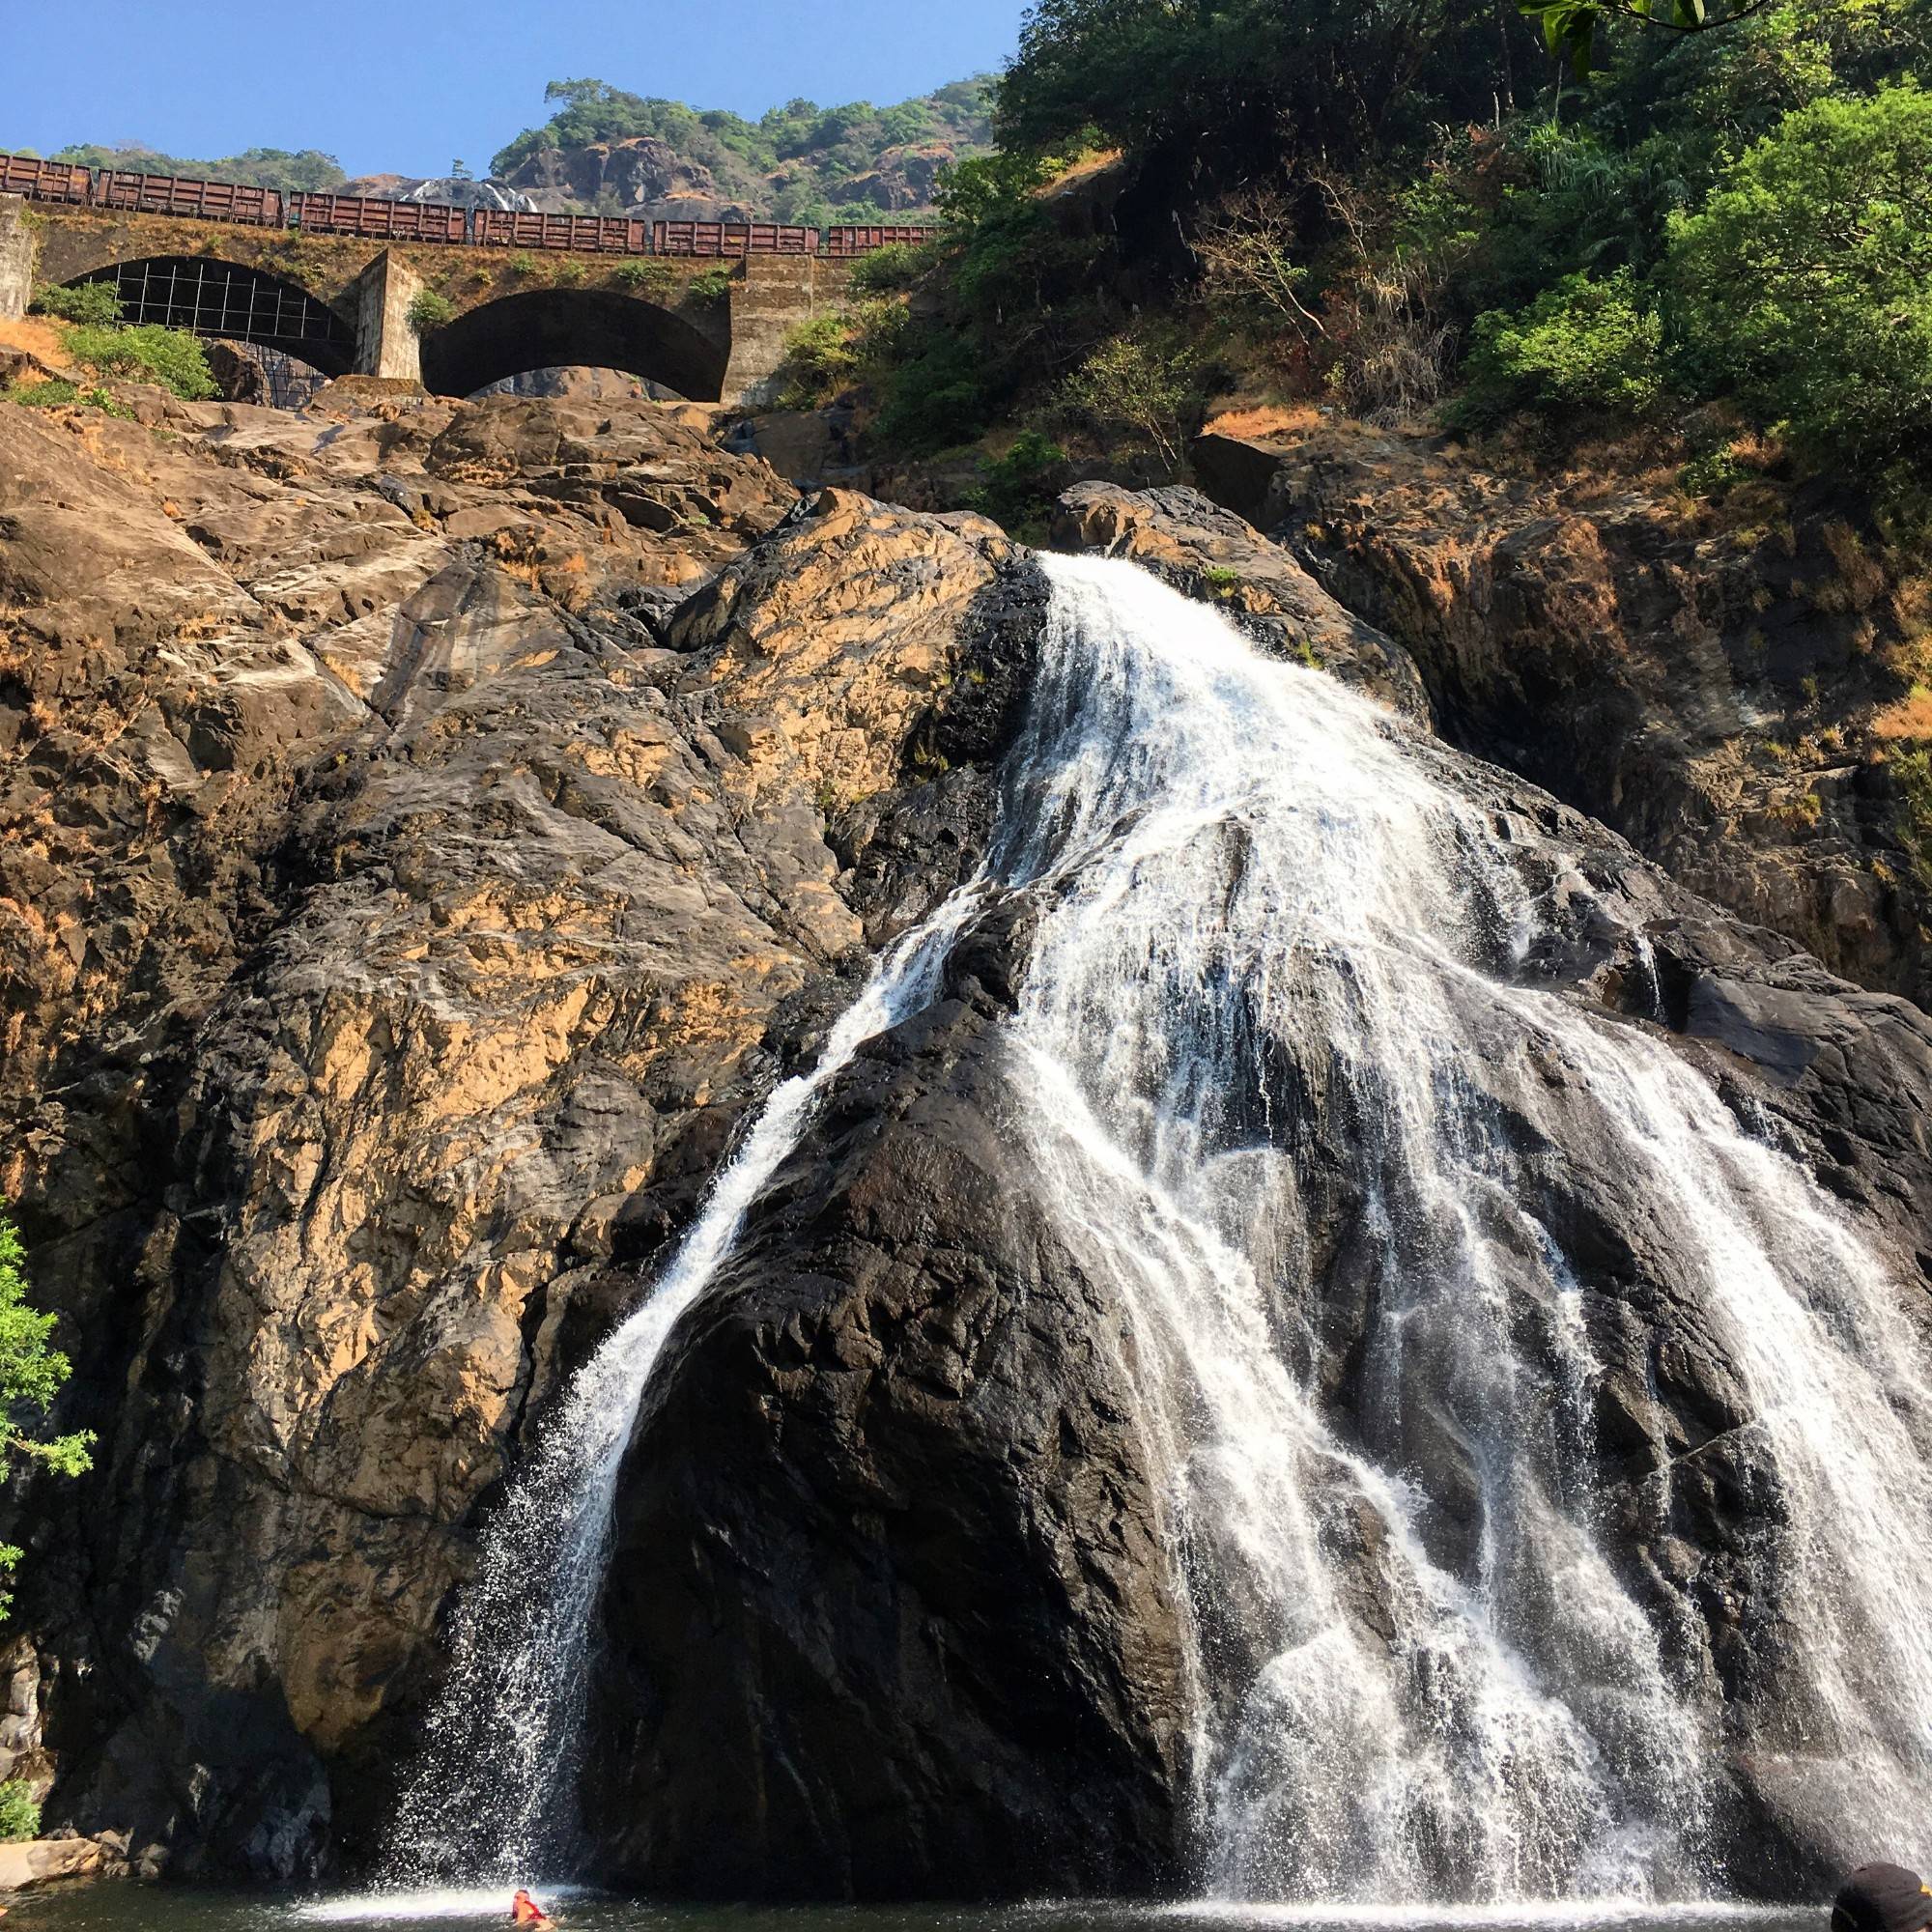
[384,886,986,1882]
[389,549,1932,1901]
[1000,556,1932,1900]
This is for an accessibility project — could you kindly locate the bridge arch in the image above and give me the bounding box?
[59,256,355,375]
[417,288,728,402]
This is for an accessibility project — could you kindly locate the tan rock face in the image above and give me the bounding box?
[0,388,1027,1878]
[1191,422,1932,1009]
[0,1836,112,1891]
[669,489,1019,808]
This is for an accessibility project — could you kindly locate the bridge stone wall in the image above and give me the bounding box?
[351,251,425,383]
[0,197,35,322]
[17,205,857,403]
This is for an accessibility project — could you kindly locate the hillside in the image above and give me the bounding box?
[42,143,346,191]
[488,77,995,223]
[16,77,993,226]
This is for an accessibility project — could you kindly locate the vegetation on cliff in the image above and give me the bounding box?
[17,285,215,402]
[491,76,994,222]
[0,1207,92,1619]
[776,0,1932,500]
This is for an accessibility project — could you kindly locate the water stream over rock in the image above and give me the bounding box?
[388,554,1932,1901]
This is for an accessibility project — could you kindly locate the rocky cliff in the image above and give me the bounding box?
[496,141,756,227]
[1193,421,1932,1012]
[0,387,1032,1880]
[6,387,1932,1897]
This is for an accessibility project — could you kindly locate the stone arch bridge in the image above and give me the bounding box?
[0,199,854,403]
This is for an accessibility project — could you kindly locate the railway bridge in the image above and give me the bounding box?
[0,164,917,404]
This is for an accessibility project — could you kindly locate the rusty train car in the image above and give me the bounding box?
[0,155,91,205]
[0,152,940,259]
[287,193,468,243]
[823,223,944,258]
[651,220,818,257]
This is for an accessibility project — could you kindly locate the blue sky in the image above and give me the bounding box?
[4,0,1031,180]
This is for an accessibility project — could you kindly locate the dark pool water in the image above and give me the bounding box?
[0,1891,1826,1932]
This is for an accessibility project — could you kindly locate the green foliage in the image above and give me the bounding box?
[934,149,1058,227]
[997,0,1537,169]
[1678,442,1751,498]
[850,129,1115,458]
[871,329,995,452]
[61,324,216,400]
[489,75,993,215]
[1889,742,1932,883]
[7,379,79,409]
[846,242,931,294]
[1666,81,1932,464]
[506,251,539,278]
[75,384,132,417]
[777,298,913,409]
[0,1784,39,1844]
[47,142,344,192]
[779,314,857,405]
[1048,330,1201,468]
[977,0,1932,465]
[8,350,140,410]
[405,289,457,335]
[0,1205,95,1620]
[612,259,677,298]
[965,430,1073,541]
[1453,269,1663,428]
[1521,0,1764,82]
[688,265,733,303]
[31,281,122,326]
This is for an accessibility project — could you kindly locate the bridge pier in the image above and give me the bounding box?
[722,256,849,407]
[351,250,424,384]
[0,195,36,323]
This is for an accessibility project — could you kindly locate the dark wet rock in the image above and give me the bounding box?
[588,905,1193,1898]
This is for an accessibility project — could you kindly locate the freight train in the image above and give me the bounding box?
[0,155,937,259]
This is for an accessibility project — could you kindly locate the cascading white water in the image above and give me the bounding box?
[385,886,986,1882]
[999,556,1932,1901]
[387,551,1932,1903]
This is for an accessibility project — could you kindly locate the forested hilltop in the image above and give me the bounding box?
[492,77,994,222]
[788,0,1932,511]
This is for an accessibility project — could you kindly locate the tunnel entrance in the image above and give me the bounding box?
[418,288,728,402]
[63,257,355,374]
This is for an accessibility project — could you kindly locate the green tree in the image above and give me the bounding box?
[406,289,458,334]
[1667,80,1932,462]
[996,0,1537,171]
[1520,0,1777,80]
[60,324,217,401]
[32,281,123,326]
[1051,330,1201,468]
[0,1206,94,1618]
[1453,266,1664,425]
[0,1783,39,1843]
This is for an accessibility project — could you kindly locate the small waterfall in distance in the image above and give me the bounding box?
[386,552,1932,1901]
[384,888,986,1881]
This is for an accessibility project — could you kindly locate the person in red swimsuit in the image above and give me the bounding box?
[510,1889,553,1926]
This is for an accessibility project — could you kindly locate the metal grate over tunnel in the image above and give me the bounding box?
[70,257,355,374]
